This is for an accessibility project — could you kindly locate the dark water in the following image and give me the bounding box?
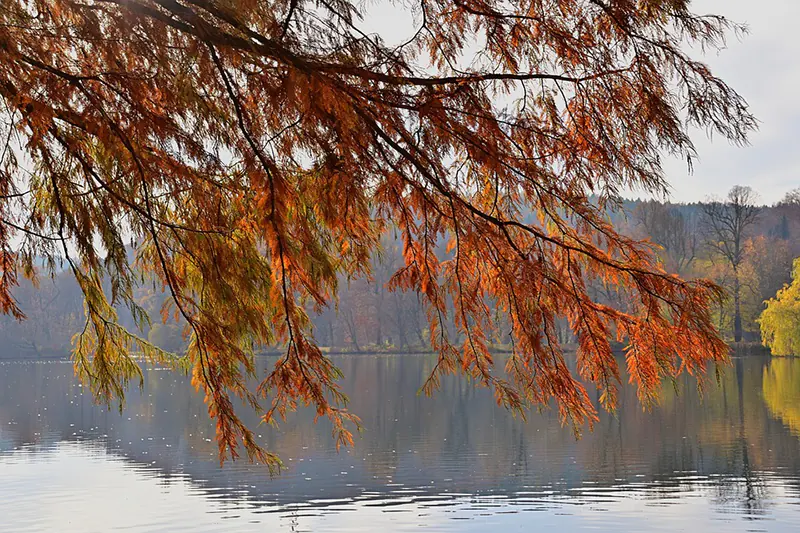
[2,354,800,532]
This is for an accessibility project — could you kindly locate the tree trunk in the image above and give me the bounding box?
[375,308,382,347]
[733,268,742,343]
[392,294,409,349]
[344,310,360,351]
[374,285,383,346]
[412,299,427,348]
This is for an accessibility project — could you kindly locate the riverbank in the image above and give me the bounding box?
[0,341,785,361]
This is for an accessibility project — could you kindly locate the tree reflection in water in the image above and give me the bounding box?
[1,355,800,530]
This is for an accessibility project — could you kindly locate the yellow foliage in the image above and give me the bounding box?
[762,358,800,435]
[760,258,800,356]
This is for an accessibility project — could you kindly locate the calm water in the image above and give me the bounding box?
[2,355,800,532]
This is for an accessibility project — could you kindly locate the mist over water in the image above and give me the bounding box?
[2,354,800,532]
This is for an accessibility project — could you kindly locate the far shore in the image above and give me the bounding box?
[0,341,783,361]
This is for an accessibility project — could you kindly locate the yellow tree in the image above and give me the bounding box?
[760,258,800,356]
[0,0,754,466]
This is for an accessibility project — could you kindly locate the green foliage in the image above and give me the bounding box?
[759,258,800,356]
[71,270,186,411]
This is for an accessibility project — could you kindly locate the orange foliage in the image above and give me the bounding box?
[0,0,754,466]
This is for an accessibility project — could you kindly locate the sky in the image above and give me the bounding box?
[661,0,800,204]
[363,0,800,205]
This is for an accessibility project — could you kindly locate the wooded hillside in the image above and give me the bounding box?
[4,189,797,358]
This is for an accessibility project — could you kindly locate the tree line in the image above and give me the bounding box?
[2,186,798,358]
[629,186,800,350]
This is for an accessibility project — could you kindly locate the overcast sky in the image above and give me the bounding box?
[365,0,799,205]
[661,0,800,204]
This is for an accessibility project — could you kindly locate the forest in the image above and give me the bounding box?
[4,186,799,359]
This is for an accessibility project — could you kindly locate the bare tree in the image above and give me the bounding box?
[776,188,800,240]
[778,188,800,207]
[701,186,761,342]
[635,201,698,276]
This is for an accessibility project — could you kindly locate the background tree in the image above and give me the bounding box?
[779,188,800,208]
[0,270,83,356]
[0,0,755,465]
[701,186,761,342]
[634,201,698,276]
[759,258,800,356]
[773,188,800,254]
[745,236,793,327]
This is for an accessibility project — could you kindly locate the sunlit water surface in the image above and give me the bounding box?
[2,355,800,532]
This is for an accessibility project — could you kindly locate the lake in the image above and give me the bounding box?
[2,354,800,532]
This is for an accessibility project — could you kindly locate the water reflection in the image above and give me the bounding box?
[1,355,800,532]
[763,358,800,438]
